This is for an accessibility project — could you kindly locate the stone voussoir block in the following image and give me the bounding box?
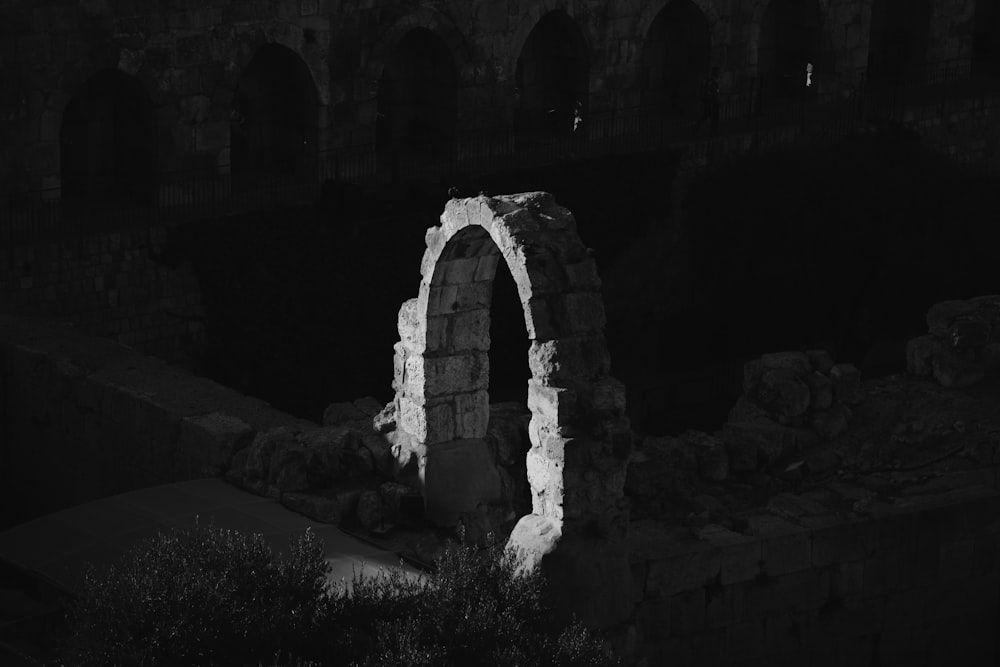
[527,335,610,382]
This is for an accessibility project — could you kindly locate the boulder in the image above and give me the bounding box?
[360,433,394,477]
[810,404,851,440]
[760,351,812,375]
[356,490,386,530]
[245,427,298,481]
[906,335,935,377]
[830,364,861,404]
[805,349,836,374]
[932,343,985,388]
[805,372,834,410]
[927,300,977,337]
[678,430,729,482]
[754,368,811,419]
[268,441,311,492]
[949,317,991,349]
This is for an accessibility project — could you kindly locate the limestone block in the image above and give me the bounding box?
[372,400,396,434]
[679,430,729,482]
[527,381,578,426]
[523,296,555,339]
[245,427,297,481]
[588,376,627,415]
[906,335,935,377]
[474,253,500,282]
[506,513,562,575]
[526,447,564,520]
[949,317,990,349]
[761,351,812,375]
[927,300,977,336]
[397,298,424,351]
[932,342,984,388]
[447,308,491,352]
[810,404,852,440]
[805,371,834,410]
[527,335,610,383]
[563,259,602,291]
[267,442,310,492]
[755,368,811,418]
[453,390,489,439]
[805,349,836,374]
[830,363,861,404]
[439,257,481,285]
[424,438,501,526]
[415,353,488,398]
[558,292,607,334]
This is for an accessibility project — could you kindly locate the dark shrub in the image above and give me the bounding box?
[66,525,618,667]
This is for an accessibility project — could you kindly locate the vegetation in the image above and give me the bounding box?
[65,524,617,667]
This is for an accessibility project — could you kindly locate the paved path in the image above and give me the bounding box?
[0,478,420,594]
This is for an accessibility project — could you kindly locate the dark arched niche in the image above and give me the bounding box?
[973,0,1000,77]
[60,69,157,203]
[230,44,319,185]
[758,0,824,99]
[866,0,932,86]
[375,28,458,160]
[514,11,589,136]
[641,0,712,118]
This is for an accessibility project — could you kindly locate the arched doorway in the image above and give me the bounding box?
[60,69,157,204]
[641,0,712,119]
[383,192,633,626]
[758,0,823,99]
[375,27,458,178]
[866,0,932,86]
[514,11,589,137]
[230,44,319,188]
[973,0,1000,77]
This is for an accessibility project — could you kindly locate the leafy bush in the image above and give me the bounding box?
[65,525,618,667]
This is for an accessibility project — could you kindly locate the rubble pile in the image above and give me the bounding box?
[907,295,1000,388]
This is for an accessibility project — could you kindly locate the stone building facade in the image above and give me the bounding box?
[0,0,994,199]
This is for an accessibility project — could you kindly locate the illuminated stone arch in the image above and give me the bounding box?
[387,193,633,625]
[387,193,631,546]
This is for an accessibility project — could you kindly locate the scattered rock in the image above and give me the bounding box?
[810,404,852,440]
[268,442,311,492]
[830,364,861,404]
[679,430,729,482]
[356,490,386,531]
[755,369,811,419]
[805,349,836,374]
[245,427,298,481]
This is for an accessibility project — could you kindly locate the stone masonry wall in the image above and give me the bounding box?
[0,0,982,194]
[629,479,1000,666]
[0,312,314,528]
[0,224,205,366]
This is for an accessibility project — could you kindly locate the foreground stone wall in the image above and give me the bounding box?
[629,479,1000,666]
[0,224,205,366]
[0,313,314,528]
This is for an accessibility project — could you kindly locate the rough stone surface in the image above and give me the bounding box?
[909,296,1000,388]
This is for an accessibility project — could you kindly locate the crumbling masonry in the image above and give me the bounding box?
[382,192,634,626]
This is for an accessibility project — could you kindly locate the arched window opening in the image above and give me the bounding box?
[515,11,589,137]
[60,69,157,204]
[375,28,458,165]
[231,44,319,187]
[866,0,932,87]
[758,0,823,99]
[641,0,712,118]
[973,0,1000,77]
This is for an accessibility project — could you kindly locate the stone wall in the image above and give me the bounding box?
[0,0,983,194]
[629,479,1000,666]
[0,224,205,365]
[0,312,314,528]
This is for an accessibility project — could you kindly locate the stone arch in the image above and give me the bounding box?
[230,43,320,185]
[640,0,714,118]
[756,0,829,98]
[359,8,473,126]
[59,68,158,203]
[387,192,631,534]
[867,0,933,86]
[513,10,591,137]
[374,27,459,165]
[636,0,721,42]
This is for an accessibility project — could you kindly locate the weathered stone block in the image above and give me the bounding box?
[527,381,578,425]
[932,342,984,388]
[755,368,811,418]
[645,543,721,597]
[906,335,935,377]
[528,335,610,382]
[453,390,489,439]
[830,363,861,404]
[760,351,812,375]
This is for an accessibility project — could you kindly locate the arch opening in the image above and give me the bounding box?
[641,0,712,119]
[514,11,589,138]
[866,0,932,87]
[973,0,1000,77]
[59,69,157,204]
[230,44,319,188]
[375,27,458,168]
[758,0,823,99]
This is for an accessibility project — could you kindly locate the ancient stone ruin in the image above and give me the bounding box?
[378,192,634,625]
